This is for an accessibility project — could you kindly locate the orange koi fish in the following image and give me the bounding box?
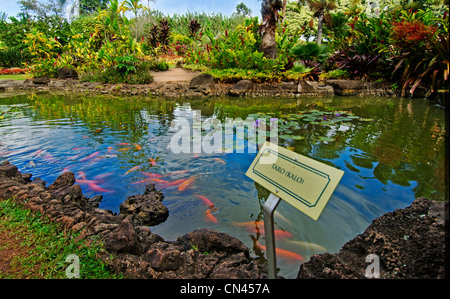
[233,221,293,239]
[80,151,101,162]
[116,142,130,146]
[93,172,114,180]
[195,194,215,208]
[106,146,113,153]
[134,144,142,150]
[118,147,131,151]
[141,172,162,178]
[131,178,168,185]
[178,175,197,191]
[205,209,218,223]
[125,165,142,175]
[149,157,157,166]
[214,158,226,164]
[257,242,304,262]
[76,179,99,185]
[78,171,87,180]
[88,183,113,193]
[159,178,187,189]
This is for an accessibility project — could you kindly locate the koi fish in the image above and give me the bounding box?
[149,137,158,142]
[78,171,87,180]
[80,151,101,162]
[76,179,99,185]
[141,172,162,178]
[95,128,102,133]
[161,169,189,177]
[159,178,187,189]
[43,153,57,163]
[132,178,168,185]
[106,146,113,153]
[214,158,226,165]
[62,166,71,173]
[195,194,215,208]
[178,175,197,191]
[233,221,293,239]
[124,165,142,175]
[149,157,157,166]
[118,147,131,151]
[257,242,304,262]
[33,149,44,157]
[116,142,130,146]
[88,183,113,193]
[93,172,114,180]
[82,135,89,139]
[285,240,327,253]
[233,221,265,229]
[67,153,81,160]
[134,144,142,150]
[205,209,218,223]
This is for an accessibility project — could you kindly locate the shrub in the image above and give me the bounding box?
[290,42,329,64]
[0,48,31,68]
[328,46,381,79]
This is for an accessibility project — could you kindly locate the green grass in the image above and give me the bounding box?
[0,74,29,80]
[0,199,122,279]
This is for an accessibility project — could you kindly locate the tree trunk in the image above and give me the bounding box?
[259,0,282,59]
[316,11,324,45]
[260,23,278,59]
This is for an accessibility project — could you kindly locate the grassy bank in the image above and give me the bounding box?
[0,199,122,279]
[0,74,29,80]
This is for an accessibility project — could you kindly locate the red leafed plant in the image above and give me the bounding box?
[0,68,29,75]
[392,20,437,49]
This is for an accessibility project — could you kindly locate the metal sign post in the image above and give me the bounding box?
[246,142,344,280]
[263,193,281,279]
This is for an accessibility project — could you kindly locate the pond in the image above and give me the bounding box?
[0,92,446,278]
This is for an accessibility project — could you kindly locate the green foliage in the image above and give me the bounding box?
[0,199,121,279]
[114,54,138,75]
[0,48,31,68]
[290,42,328,63]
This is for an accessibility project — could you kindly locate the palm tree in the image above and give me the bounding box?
[299,0,336,45]
[120,0,148,39]
[258,0,283,59]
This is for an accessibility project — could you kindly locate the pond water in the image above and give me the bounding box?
[0,92,446,278]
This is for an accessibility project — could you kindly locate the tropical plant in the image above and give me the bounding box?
[290,42,328,63]
[328,46,381,79]
[188,18,202,39]
[120,0,149,39]
[158,18,171,52]
[388,8,449,96]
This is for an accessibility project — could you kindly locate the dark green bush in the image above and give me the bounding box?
[0,47,31,68]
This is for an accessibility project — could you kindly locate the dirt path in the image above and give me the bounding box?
[150,67,199,83]
[0,224,33,278]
